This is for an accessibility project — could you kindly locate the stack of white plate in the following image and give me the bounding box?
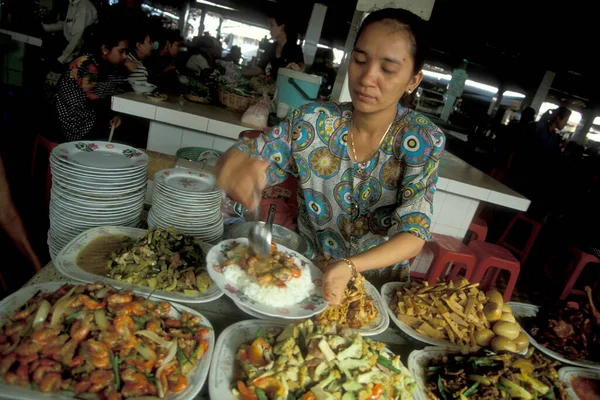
[48,141,148,258]
[148,168,223,243]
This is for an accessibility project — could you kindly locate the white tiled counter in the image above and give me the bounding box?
[113,93,530,274]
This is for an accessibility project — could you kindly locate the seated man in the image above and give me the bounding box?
[148,29,184,88]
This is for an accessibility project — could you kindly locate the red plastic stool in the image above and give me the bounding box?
[467,217,488,244]
[497,213,542,265]
[560,246,600,300]
[425,233,477,284]
[30,134,59,205]
[469,240,521,302]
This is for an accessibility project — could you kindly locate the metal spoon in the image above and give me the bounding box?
[248,189,275,256]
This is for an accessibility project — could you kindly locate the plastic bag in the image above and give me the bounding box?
[241,95,272,129]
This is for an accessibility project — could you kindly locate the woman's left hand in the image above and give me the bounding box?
[286,62,301,71]
[322,261,353,305]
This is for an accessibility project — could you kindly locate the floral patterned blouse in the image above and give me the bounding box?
[235,102,445,270]
[55,54,127,141]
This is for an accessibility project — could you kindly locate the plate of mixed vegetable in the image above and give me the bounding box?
[0,281,214,399]
[408,347,569,400]
[54,226,224,304]
[208,319,416,400]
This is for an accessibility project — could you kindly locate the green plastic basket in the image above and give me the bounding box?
[176,147,224,162]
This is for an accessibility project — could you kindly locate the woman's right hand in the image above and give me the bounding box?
[216,148,270,209]
[124,60,137,73]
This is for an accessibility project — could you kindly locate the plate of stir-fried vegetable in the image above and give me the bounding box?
[408,347,570,400]
[209,319,417,400]
[54,226,224,304]
[0,282,214,399]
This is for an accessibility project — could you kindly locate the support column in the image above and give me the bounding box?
[488,83,505,116]
[179,2,190,33]
[302,3,328,67]
[522,71,555,114]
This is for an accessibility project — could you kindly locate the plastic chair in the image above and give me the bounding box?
[425,233,477,284]
[30,134,59,205]
[469,240,521,302]
[559,246,600,300]
[497,213,542,265]
[467,217,488,244]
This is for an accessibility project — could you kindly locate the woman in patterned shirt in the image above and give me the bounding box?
[217,8,445,305]
[54,26,129,141]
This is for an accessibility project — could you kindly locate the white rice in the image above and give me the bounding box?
[223,261,314,307]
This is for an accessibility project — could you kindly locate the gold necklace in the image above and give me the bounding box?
[349,119,394,165]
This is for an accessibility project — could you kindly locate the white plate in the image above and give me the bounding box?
[50,156,147,178]
[558,367,600,400]
[381,282,474,350]
[514,303,600,370]
[153,185,223,202]
[208,320,288,400]
[206,238,327,319]
[408,347,450,400]
[54,226,224,304]
[155,168,218,194]
[0,282,214,400]
[52,141,149,170]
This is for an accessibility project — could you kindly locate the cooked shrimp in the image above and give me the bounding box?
[11,303,38,321]
[256,273,274,286]
[55,338,78,365]
[156,302,170,316]
[121,368,153,397]
[165,319,181,328]
[107,292,133,306]
[88,369,114,393]
[15,341,42,356]
[114,301,146,316]
[168,374,188,393]
[15,363,29,383]
[71,294,105,310]
[0,353,17,374]
[85,283,105,291]
[17,353,38,364]
[32,360,61,384]
[4,321,26,337]
[4,371,28,387]
[31,327,61,346]
[114,315,135,340]
[145,320,162,333]
[98,328,120,347]
[70,313,93,341]
[39,372,62,392]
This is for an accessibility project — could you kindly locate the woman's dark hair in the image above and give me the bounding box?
[158,29,183,48]
[355,8,429,75]
[268,10,299,42]
[82,24,128,60]
[129,28,152,52]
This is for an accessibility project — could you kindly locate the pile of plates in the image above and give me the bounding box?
[49,141,148,258]
[148,168,224,243]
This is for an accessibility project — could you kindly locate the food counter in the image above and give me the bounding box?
[112,92,530,276]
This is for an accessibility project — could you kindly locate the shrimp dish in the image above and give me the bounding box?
[0,282,211,398]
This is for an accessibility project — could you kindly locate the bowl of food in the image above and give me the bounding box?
[0,281,214,399]
[209,319,417,400]
[206,238,327,319]
[129,80,157,94]
[223,221,308,256]
[409,347,569,400]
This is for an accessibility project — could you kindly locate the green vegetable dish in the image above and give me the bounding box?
[233,320,416,400]
[424,350,569,400]
[107,227,212,294]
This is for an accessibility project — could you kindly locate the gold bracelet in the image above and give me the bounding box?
[339,257,358,277]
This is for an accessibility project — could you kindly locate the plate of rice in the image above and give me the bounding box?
[206,238,327,319]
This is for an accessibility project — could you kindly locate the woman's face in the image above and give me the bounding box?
[268,18,284,41]
[348,20,423,114]
[103,40,128,65]
[137,35,153,59]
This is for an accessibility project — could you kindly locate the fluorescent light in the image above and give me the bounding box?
[196,0,236,11]
[162,11,179,20]
[317,44,331,49]
[465,79,497,94]
[503,90,526,99]
[422,70,451,81]
[594,116,600,125]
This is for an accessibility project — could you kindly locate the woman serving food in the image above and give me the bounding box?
[217,8,444,305]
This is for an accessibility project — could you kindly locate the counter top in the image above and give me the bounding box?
[112,92,248,139]
[0,28,42,46]
[113,93,529,211]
